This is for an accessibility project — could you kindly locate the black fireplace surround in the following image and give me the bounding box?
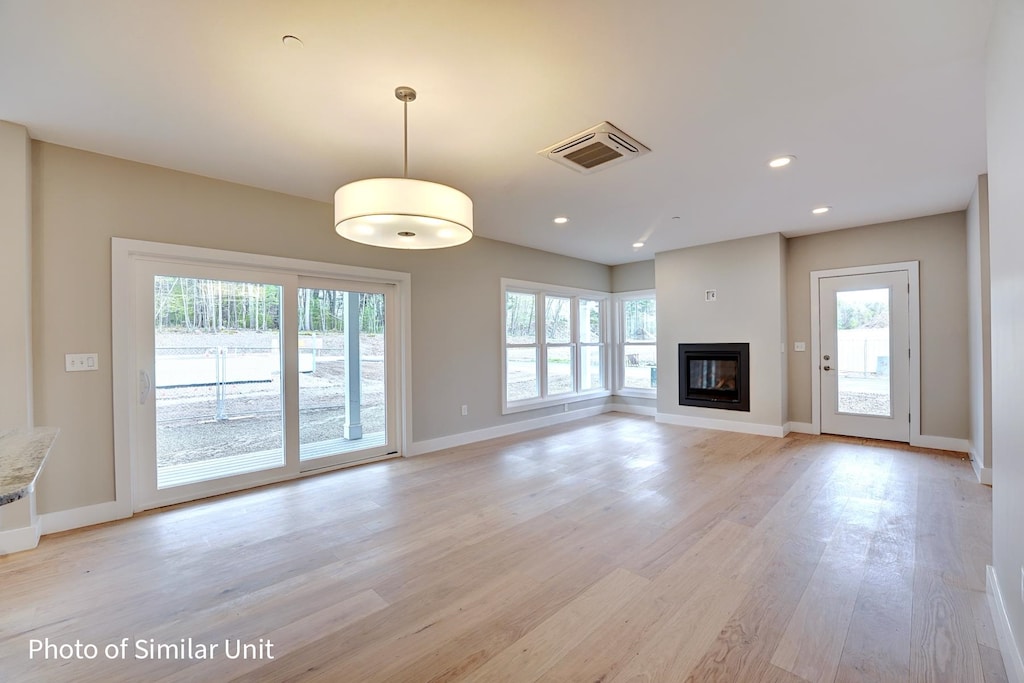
[678,342,750,412]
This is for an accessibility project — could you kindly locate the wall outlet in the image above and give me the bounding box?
[65,353,98,372]
[461,404,468,416]
[704,289,717,302]
[794,341,807,352]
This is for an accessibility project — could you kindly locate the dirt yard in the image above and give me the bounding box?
[155,330,386,467]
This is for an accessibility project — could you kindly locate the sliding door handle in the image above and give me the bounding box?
[139,369,152,404]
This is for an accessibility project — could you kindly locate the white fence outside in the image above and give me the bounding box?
[837,328,889,376]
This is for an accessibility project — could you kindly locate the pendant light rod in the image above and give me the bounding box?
[395,86,417,179]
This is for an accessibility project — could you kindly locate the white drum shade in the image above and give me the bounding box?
[334,178,473,249]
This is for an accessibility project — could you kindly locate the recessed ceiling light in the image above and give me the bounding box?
[553,216,569,224]
[632,241,645,248]
[282,35,304,47]
[812,206,831,214]
[768,155,796,168]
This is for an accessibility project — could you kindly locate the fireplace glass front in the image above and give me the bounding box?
[678,343,750,412]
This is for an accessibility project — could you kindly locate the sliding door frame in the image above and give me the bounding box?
[112,238,412,513]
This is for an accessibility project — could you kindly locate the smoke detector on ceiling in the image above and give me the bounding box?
[540,121,650,174]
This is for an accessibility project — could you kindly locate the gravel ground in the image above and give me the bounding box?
[155,330,386,467]
[838,391,891,416]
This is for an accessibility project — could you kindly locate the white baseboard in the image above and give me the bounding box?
[777,426,971,455]
[910,434,970,453]
[655,412,785,438]
[784,421,817,435]
[55,409,963,537]
[36,406,616,534]
[608,404,657,417]
[969,450,994,485]
[407,405,609,456]
[39,499,132,535]
[988,565,1024,683]
[0,521,41,555]
[777,423,970,452]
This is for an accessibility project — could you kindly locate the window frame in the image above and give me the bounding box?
[614,290,657,398]
[502,279,611,414]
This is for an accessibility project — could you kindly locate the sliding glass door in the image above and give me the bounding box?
[297,279,396,471]
[154,275,286,489]
[133,259,398,511]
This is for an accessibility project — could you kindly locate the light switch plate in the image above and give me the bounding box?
[794,342,807,352]
[65,353,98,372]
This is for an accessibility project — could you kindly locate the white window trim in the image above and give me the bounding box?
[613,290,657,398]
[501,278,611,414]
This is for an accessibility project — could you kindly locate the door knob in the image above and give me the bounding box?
[823,365,832,371]
[823,354,831,360]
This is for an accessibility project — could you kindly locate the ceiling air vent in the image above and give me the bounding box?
[540,122,650,174]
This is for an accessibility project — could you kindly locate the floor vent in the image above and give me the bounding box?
[540,121,650,174]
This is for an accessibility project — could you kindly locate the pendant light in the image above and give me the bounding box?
[334,86,473,249]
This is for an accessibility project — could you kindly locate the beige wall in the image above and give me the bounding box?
[966,175,992,471]
[31,142,611,514]
[987,0,1024,667]
[0,122,33,425]
[785,213,969,438]
[655,233,786,429]
[610,260,654,292]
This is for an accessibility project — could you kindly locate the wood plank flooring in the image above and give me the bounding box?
[0,414,1006,682]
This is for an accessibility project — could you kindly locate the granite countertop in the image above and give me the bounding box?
[0,427,59,506]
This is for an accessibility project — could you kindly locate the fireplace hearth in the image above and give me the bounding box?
[678,343,750,412]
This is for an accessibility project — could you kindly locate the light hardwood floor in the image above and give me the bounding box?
[0,414,1007,682]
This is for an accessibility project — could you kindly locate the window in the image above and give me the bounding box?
[617,291,657,395]
[505,290,539,402]
[579,298,604,392]
[503,280,609,412]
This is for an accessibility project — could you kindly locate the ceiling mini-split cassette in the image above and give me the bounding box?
[539,121,650,174]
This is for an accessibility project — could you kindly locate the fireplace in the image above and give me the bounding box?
[678,343,750,412]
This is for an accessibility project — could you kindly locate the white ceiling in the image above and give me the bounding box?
[0,0,993,265]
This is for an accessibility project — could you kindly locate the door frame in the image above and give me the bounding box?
[809,261,921,442]
[111,238,412,514]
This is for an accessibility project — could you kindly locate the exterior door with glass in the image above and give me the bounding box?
[819,270,911,442]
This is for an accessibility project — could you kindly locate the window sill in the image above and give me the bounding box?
[614,388,657,399]
[502,390,611,415]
